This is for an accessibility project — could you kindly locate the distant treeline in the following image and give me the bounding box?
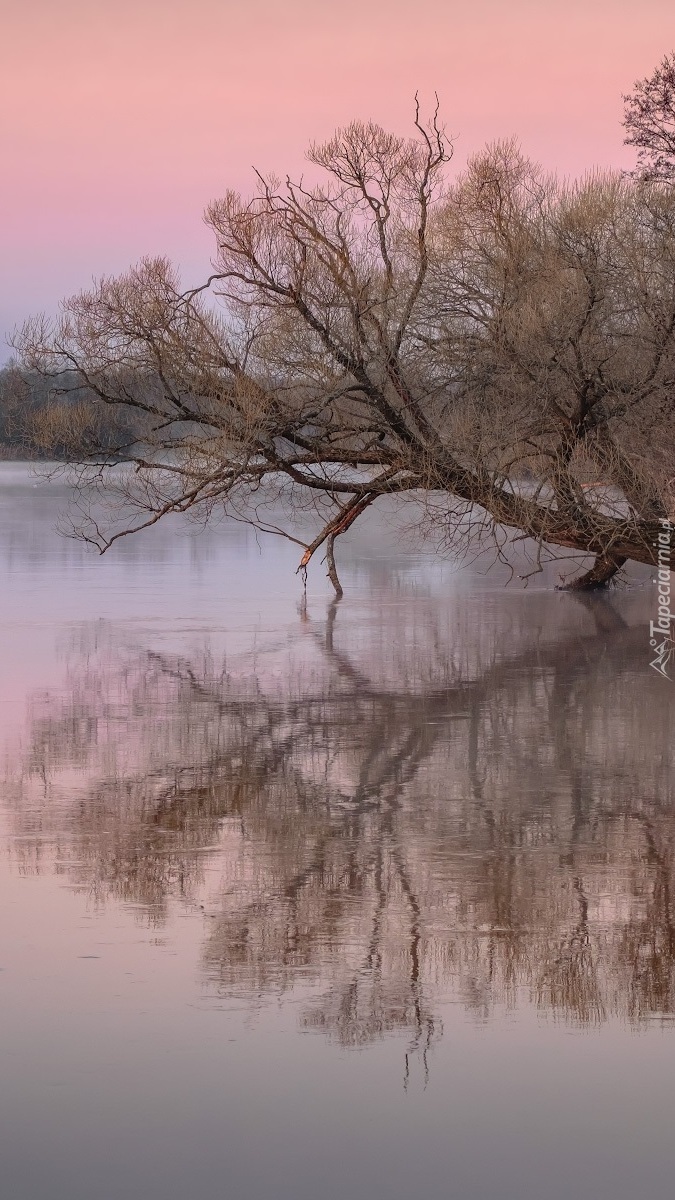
[0,366,146,459]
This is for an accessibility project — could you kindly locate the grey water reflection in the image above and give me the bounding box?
[6,577,674,1054]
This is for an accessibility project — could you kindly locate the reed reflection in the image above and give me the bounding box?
[5,589,675,1047]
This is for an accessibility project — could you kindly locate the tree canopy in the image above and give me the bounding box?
[13,104,675,591]
[624,52,675,182]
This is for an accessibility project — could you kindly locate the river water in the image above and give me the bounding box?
[1,463,674,1200]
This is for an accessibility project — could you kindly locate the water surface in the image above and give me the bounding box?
[1,464,674,1200]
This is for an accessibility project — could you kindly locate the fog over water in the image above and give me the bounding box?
[1,463,674,1200]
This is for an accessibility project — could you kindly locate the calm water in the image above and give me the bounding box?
[1,463,674,1200]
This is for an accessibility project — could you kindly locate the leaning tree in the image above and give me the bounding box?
[13,108,675,591]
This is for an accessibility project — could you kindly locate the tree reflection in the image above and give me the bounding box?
[4,588,675,1048]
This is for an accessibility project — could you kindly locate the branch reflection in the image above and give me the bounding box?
[5,589,675,1051]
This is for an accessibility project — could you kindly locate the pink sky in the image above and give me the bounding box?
[1,0,674,358]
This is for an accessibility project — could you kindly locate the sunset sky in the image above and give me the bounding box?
[2,0,674,359]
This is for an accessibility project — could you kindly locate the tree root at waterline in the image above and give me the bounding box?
[557,553,627,591]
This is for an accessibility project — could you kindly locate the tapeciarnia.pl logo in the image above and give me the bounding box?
[650,518,674,680]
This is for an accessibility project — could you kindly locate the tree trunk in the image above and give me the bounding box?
[558,554,626,591]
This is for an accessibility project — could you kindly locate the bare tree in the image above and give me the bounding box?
[624,53,675,182]
[428,143,675,585]
[13,111,675,591]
